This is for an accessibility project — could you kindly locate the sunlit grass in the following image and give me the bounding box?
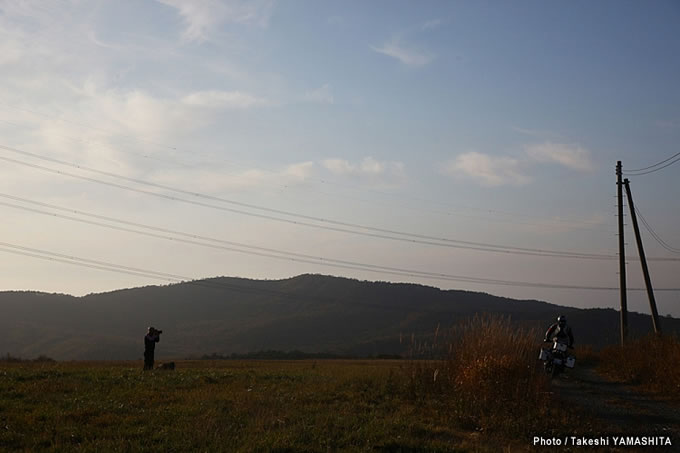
[0,320,605,452]
[404,315,596,439]
[0,360,471,452]
[598,334,680,399]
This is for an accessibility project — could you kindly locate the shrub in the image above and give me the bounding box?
[0,353,56,363]
[33,355,56,363]
[1,353,24,362]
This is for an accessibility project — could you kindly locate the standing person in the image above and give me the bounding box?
[144,327,162,370]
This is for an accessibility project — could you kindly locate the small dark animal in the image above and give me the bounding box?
[157,362,175,370]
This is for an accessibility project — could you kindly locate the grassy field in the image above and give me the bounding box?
[598,334,680,400]
[0,359,596,453]
[0,360,474,452]
[0,318,605,452]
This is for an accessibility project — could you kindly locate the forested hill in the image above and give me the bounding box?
[1,274,675,360]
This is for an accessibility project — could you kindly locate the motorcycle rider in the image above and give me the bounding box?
[544,315,574,348]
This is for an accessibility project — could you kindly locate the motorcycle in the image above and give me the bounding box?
[538,340,575,378]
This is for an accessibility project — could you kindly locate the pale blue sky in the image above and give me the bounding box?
[0,1,679,316]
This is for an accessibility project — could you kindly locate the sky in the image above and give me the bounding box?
[1,0,679,317]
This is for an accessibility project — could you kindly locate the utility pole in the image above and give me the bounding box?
[624,178,662,334]
[616,161,628,344]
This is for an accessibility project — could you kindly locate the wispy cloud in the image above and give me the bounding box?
[157,0,275,43]
[372,18,442,67]
[371,39,434,67]
[511,126,563,140]
[0,80,271,180]
[421,19,442,31]
[322,157,405,178]
[444,142,596,187]
[303,84,334,104]
[525,142,594,172]
[442,152,530,187]
[182,90,269,109]
[74,85,213,142]
[151,161,314,193]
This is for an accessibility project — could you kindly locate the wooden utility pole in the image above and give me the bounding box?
[624,178,662,334]
[616,161,628,344]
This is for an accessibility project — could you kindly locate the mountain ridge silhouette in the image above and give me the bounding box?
[1,274,675,360]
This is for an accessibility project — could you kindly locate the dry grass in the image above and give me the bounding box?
[0,318,606,451]
[571,344,599,367]
[0,359,473,452]
[598,334,680,399]
[404,315,594,439]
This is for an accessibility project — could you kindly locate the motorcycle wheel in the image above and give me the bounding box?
[551,364,560,379]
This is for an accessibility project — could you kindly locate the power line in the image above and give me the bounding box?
[0,116,609,234]
[624,151,680,173]
[3,110,678,300]
[0,144,610,256]
[0,194,638,286]
[0,102,178,151]
[2,239,679,292]
[623,153,680,176]
[0,118,194,170]
[634,205,680,255]
[624,156,680,176]
[0,244,345,303]
[0,107,613,231]
[0,242,186,281]
[0,148,624,261]
[1,194,543,284]
[2,191,679,297]
[2,152,678,264]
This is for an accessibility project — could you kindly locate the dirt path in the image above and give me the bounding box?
[552,365,679,444]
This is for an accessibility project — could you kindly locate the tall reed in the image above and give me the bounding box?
[405,314,554,435]
[599,334,680,397]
